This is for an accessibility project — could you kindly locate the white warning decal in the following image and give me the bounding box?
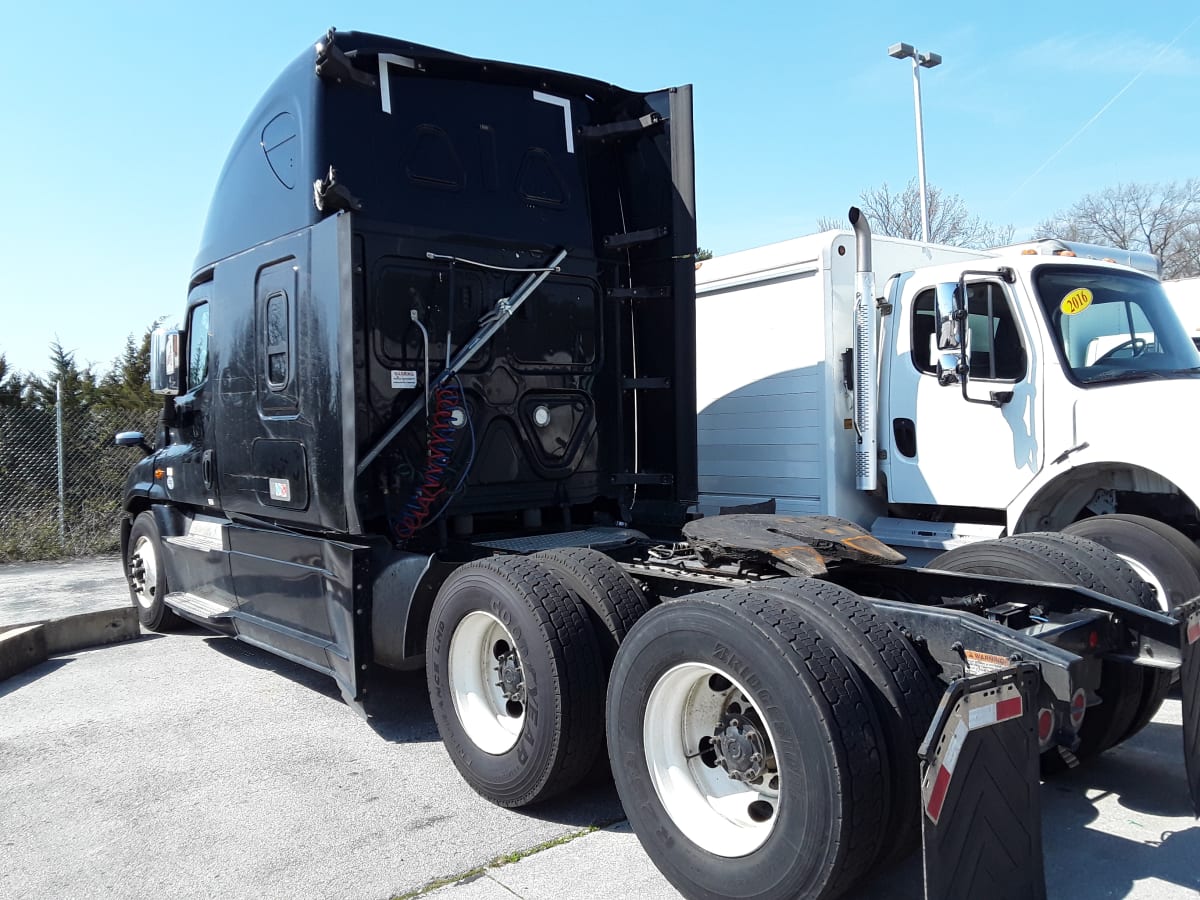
[391,370,418,389]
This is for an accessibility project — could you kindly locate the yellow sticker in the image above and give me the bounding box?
[1060,288,1093,316]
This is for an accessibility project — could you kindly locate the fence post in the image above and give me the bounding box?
[56,380,65,545]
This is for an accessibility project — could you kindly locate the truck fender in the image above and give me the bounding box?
[1010,460,1199,534]
[371,551,460,670]
[120,501,188,563]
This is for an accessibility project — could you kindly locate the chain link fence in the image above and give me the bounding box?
[0,391,158,562]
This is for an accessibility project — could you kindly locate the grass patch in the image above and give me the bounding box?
[0,498,123,563]
[392,819,624,899]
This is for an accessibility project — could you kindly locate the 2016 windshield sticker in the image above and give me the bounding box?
[1061,288,1093,316]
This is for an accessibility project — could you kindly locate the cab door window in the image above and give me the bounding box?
[187,302,210,389]
[911,282,1026,381]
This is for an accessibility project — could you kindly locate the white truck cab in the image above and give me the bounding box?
[696,219,1200,568]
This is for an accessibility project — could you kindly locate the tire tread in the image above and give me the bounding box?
[687,589,887,898]
[428,555,606,806]
[753,577,941,864]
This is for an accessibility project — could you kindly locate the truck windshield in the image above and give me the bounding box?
[1032,265,1200,386]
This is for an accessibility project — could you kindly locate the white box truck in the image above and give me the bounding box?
[1164,276,1200,347]
[697,216,1200,605]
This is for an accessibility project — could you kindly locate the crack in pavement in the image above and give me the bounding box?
[391,817,628,899]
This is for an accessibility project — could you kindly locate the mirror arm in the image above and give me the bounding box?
[952,266,1018,407]
[959,377,1012,407]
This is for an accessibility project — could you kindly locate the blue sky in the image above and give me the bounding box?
[1,1,1197,377]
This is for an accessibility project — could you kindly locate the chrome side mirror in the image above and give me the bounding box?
[933,282,967,386]
[149,328,182,396]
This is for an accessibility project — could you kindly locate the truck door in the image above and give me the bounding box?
[886,278,1043,509]
[158,289,220,509]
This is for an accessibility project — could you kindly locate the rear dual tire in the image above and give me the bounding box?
[751,577,940,865]
[608,587,922,900]
[426,556,607,807]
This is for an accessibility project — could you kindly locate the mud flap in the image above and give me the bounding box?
[919,663,1044,900]
[1180,598,1200,817]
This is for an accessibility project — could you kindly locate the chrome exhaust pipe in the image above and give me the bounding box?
[849,207,878,492]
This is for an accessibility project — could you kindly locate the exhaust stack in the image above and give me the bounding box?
[849,207,878,492]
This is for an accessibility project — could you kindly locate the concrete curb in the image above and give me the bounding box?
[0,624,48,681]
[0,607,140,682]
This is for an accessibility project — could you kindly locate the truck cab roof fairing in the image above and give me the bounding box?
[193,30,652,274]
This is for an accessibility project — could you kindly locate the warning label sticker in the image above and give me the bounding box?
[391,370,418,389]
[963,649,1011,676]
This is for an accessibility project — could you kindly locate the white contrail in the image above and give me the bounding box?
[1018,15,1200,193]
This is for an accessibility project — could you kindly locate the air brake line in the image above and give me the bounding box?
[391,382,463,540]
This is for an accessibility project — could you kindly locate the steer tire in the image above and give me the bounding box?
[1062,514,1200,611]
[608,588,887,900]
[928,537,1142,759]
[426,555,605,807]
[1022,531,1172,741]
[531,547,652,664]
[125,511,183,632]
[1022,531,1156,609]
[751,576,940,866]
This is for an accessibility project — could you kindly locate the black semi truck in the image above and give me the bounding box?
[118,30,1200,900]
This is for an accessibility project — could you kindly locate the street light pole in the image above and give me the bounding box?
[888,43,942,243]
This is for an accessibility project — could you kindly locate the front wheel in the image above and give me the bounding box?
[125,511,182,632]
[1062,514,1200,612]
[608,589,886,900]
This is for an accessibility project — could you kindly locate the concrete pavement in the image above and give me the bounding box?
[0,554,128,627]
[1,556,1198,899]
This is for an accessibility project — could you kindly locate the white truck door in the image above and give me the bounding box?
[886,278,1043,509]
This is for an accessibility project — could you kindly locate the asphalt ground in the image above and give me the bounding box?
[1,557,1198,899]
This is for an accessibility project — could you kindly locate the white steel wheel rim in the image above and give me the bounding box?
[448,610,526,754]
[644,662,781,857]
[130,535,158,610]
[1118,553,1171,612]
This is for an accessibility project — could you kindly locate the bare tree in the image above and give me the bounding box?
[1035,180,1200,279]
[818,179,1014,249]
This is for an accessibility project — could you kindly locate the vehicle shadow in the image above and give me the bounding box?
[853,736,1200,899]
[201,634,626,825]
[203,633,351,704]
[1042,761,1200,897]
[0,657,74,699]
[0,628,172,699]
[202,637,450,745]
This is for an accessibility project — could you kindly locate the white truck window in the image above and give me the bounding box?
[912,282,1026,381]
[187,302,210,389]
[1033,266,1200,386]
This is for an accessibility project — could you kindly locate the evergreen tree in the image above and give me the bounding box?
[0,353,27,407]
[98,326,159,411]
[25,341,101,412]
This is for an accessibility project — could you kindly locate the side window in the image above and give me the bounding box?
[265,291,290,390]
[187,302,210,389]
[911,282,1026,381]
